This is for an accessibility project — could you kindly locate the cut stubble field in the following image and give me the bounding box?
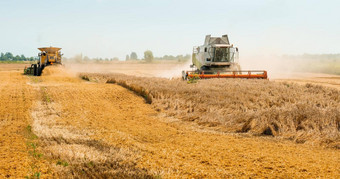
[0,63,339,178]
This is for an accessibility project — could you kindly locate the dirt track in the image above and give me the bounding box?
[0,67,51,178]
[0,64,339,178]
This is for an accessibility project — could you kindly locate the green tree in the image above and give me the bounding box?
[4,52,13,61]
[125,54,130,61]
[20,54,26,61]
[144,50,153,62]
[130,52,138,60]
[14,55,20,61]
[0,53,4,61]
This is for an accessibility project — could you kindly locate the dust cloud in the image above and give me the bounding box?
[240,54,294,79]
[240,54,340,79]
[62,60,192,79]
[60,50,339,80]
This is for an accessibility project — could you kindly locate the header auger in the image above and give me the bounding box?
[24,47,63,76]
[182,34,267,80]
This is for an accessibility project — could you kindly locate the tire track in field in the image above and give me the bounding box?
[0,71,51,178]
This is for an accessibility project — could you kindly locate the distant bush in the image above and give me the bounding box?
[144,50,154,63]
[130,52,138,60]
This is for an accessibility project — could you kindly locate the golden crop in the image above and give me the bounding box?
[1,64,339,178]
[81,73,340,148]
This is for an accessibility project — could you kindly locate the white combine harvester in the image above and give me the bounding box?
[182,34,267,80]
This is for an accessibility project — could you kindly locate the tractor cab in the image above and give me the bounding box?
[38,47,62,65]
[210,45,238,63]
[24,47,63,76]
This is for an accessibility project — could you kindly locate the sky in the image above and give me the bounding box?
[0,0,339,59]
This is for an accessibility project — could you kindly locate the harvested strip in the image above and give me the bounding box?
[0,71,52,178]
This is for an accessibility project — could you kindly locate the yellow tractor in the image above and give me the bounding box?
[24,47,62,76]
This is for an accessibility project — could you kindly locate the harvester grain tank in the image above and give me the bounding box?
[182,34,267,80]
[24,47,63,76]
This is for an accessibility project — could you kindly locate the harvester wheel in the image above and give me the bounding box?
[39,65,45,76]
[37,66,42,76]
[33,64,37,76]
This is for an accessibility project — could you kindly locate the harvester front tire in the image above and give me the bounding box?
[37,67,42,76]
[33,64,38,76]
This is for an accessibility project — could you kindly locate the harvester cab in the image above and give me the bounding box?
[182,34,267,80]
[24,47,63,76]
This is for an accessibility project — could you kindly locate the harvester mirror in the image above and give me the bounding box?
[193,46,199,53]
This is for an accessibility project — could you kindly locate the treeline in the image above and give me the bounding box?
[154,54,191,61]
[126,50,191,62]
[0,52,36,61]
[126,50,154,62]
[63,54,120,63]
[65,50,191,63]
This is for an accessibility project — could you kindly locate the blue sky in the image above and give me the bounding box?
[0,0,339,59]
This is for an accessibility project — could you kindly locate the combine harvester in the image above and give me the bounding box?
[24,47,63,76]
[182,34,267,80]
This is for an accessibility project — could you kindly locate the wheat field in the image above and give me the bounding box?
[81,73,340,148]
[1,64,339,178]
